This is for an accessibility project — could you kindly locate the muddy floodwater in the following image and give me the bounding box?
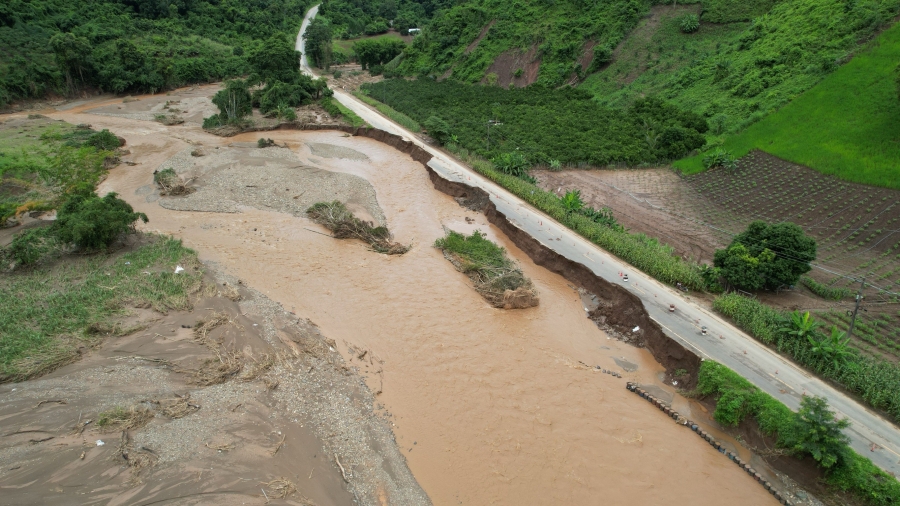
[28,91,776,505]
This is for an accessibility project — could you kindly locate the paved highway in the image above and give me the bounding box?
[296,6,900,475]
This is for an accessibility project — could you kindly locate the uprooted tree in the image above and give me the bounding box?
[434,230,538,309]
[306,201,408,255]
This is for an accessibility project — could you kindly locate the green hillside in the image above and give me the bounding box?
[394,0,900,135]
[676,20,900,188]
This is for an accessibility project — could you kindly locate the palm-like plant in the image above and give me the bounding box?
[561,190,584,214]
[780,311,822,341]
[808,326,854,369]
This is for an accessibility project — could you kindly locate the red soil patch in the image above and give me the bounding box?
[481,44,541,87]
[464,20,496,55]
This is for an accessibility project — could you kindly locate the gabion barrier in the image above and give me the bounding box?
[626,382,793,506]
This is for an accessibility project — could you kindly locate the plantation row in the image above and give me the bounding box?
[699,361,900,506]
[713,293,900,424]
[361,79,708,166]
[817,309,900,361]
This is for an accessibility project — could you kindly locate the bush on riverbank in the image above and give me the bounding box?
[434,230,538,309]
[713,293,900,425]
[697,360,900,505]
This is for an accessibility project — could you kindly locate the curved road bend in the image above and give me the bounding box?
[296,5,900,476]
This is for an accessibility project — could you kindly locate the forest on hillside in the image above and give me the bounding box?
[0,0,313,107]
[318,0,451,38]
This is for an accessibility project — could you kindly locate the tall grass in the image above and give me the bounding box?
[322,97,367,127]
[0,236,201,381]
[352,90,421,131]
[444,143,707,290]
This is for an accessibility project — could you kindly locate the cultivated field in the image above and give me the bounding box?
[688,151,900,360]
[537,151,900,361]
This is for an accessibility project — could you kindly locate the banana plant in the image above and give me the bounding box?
[560,189,584,214]
[808,326,854,370]
[780,310,822,341]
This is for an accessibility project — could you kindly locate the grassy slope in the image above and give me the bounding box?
[583,8,747,112]
[0,118,65,176]
[675,21,900,188]
[0,237,200,381]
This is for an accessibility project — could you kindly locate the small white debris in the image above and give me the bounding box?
[174,265,185,274]
[96,440,105,446]
[125,262,131,265]
[632,326,640,333]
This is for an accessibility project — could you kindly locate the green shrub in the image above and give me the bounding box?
[333,70,343,78]
[679,14,700,34]
[424,116,452,145]
[2,228,59,267]
[85,129,120,151]
[702,148,737,170]
[276,103,297,122]
[202,114,223,129]
[491,152,533,182]
[697,360,900,505]
[257,138,275,148]
[53,192,148,250]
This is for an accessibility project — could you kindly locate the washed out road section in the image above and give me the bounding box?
[296,6,900,476]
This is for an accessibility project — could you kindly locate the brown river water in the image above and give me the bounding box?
[25,92,776,505]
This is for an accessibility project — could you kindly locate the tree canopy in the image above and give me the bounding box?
[0,0,315,107]
[714,220,816,291]
[353,38,406,70]
[303,17,333,69]
[788,395,850,469]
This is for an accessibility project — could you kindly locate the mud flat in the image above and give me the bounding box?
[0,261,427,505]
[18,90,789,505]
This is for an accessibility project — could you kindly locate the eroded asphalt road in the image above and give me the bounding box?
[297,5,900,476]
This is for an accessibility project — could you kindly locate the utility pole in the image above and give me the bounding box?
[487,119,501,150]
[847,277,866,340]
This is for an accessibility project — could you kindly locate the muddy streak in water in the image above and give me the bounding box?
[43,101,776,505]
